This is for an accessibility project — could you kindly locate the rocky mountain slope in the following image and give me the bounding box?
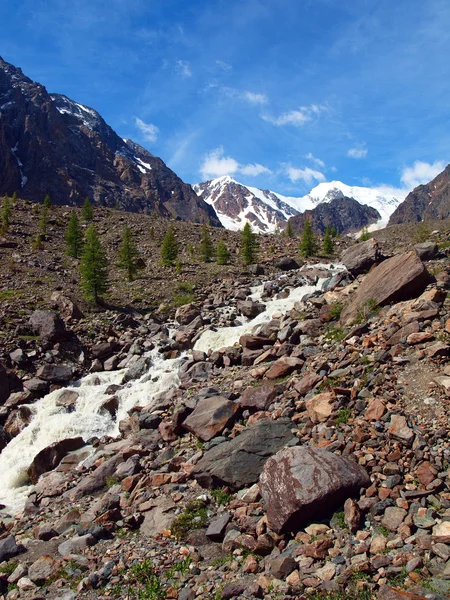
[389,164,450,225]
[289,195,381,235]
[0,57,220,225]
[193,176,299,233]
[0,232,450,599]
[194,177,404,234]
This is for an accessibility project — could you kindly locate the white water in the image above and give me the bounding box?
[0,264,343,514]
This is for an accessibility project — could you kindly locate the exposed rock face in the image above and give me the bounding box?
[289,196,380,235]
[341,238,382,275]
[192,419,295,490]
[29,310,68,343]
[194,176,299,233]
[340,252,432,325]
[0,57,220,225]
[259,446,370,533]
[389,163,450,224]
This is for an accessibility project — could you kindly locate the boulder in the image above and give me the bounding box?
[28,555,58,585]
[65,454,123,501]
[50,292,84,321]
[341,238,382,275]
[414,242,438,261]
[36,364,74,383]
[5,406,32,437]
[0,536,25,562]
[58,534,96,557]
[236,300,265,319]
[91,342,117,360]
[238,383,281,411]
[29,310,68,343]
[182,395,239,441]
[123,356,151,383]
[239,335,275,349]
[340,252,431,325]
[28,437,85,484]
[23,377,49,394]
[175,303,201,325]
[276,257,300,271]
[259,446,370,533]
[0,363,21,403]
[265,357,304,379]
[55,389,79,411]
[192,418,295,490]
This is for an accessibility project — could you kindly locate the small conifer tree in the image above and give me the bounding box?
[199,224,214,262]
[43,194,52,209]
[33,233,43,250]
[323,225,334,255]
[118,226,140,281]
[82,197,94,222]
[241,222,258,265]
[39,205,49,236]
[216,239,230,265]
[65,210,84,258]
[175,259,182,274]
[11,192,17,202]
[285,219,294,238]
[1,195,11,235]
[161,225,178,266]
[299,220,316,257]
[359,226,371,241]
[80,224,109,303]
[330,225,338,238]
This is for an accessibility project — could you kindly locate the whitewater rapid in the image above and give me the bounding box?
[0,263,343,514]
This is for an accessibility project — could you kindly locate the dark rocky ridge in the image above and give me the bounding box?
[0,57,220,225]
[289,195,380,235]
[389,163,450,225]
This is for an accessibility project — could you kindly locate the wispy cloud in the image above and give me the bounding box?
[262,104,325,127]
[216,60,232,72]
[135,117,159,142]
[284,164,326,185]
[200,147,271,180]
[348,147,368,159]
[305,153,325,169]
[400,160,446,189]
[222,87,268,105]
[176,60,192,78]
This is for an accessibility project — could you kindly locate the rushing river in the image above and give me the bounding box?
[0,264,344,514]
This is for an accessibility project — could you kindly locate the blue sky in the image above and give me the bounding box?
[2,0,449,196]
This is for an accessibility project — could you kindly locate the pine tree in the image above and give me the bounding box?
[11,192,17,202]
[118,226,140,281]
[323,225,334,255]
[80,224,109,303]
[285,219,294,238]
[330,225,338,238]
[216,239,230,265]
[241,222,258,265]
[359,226,371,241]
[39,205,49,236]
[43,194,52,209]
[161,225,178,266]
[1,195,11,235]
[82,197,94,222]
[199,224,214,262]
[65,210,84,258]
[299,220,316,257]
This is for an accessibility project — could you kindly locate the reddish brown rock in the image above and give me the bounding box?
[340,252,431,325]
[238,383,281,411]
[260,446,370,533]
[407,332,434,345]
[344,498,362,533]
[182,395,239,441]
[264,357,304,380]
[364,398,386,421]
[416,461,437,486]
[388,415,414,444]
[27,437,85,484]
[386,321,420,346]
[239,335,275,349]
[293,373,321,396]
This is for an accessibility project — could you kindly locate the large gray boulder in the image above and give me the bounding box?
[340,252,432,325]
[341,238,381,275]
[182,396,239,442]
[259,446,371,533]
[0,536,25,562]
[414,242,438,261]
[36,364,74,383]
[192,418,295,490]
[29,310,68,343]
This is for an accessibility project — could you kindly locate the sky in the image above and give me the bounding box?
[1,0,450,197]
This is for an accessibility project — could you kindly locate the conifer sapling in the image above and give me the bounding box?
[80,224,109,303]
[118,225,140,281]
[65,210,84,258]
[161,225,178,266]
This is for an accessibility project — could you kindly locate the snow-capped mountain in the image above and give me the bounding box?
[194,176,406,233]
[193,176,299,233]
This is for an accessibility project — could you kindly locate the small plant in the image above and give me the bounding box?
[43,194,52,209]
[354,298,380,324]
[359,227,371,241]
[105,475,120,488]
[413,222,431,243]
[335,408,352,424]
[325,324,347,342]
[175,259,182,274]
[0,560,18,575]
[211,488,233,506]
[333,511,347,529]
[170,499,208,540]
[329,302,344,320]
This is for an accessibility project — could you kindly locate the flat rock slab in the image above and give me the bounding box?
[340,252,431,325]
[27,437,85,484]
[182,396,239,442]
[260,446,370,533]
[238,383,282,411]
[140,496,176,537]
[192,418,295,491]
[341,238,381,275]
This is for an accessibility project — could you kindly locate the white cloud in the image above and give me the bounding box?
[305,153,325,169]
[216,60,232,72]
[135,117,159,143]
[240,163,271,176]
[176,60,192,77]
[348,147,368,159]
[262,104,325,127]
[199,147,271,180]
[400,160,446,189]
[285,164,326,185]
[242,91,268,105]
